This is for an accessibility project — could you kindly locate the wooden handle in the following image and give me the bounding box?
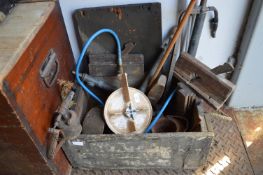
[148,0,196,88]
[120,73,131,104]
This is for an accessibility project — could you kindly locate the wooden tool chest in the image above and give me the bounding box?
[0,2,74,174]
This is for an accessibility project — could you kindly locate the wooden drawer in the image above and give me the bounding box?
[0,2,74,175]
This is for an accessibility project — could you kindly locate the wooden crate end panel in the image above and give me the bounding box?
[63,132,213,169]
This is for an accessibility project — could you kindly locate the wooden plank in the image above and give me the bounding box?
[175,82,196,116]
[63,132,213,170]
[88,54,144,77]
[174,53,235,109]
[89,64,144,77]
[89,54,144,64]
[0,2,55,83]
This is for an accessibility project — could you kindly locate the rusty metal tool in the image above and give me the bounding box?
[47,89,82,159]
[148,0,196,88]
[152,115,189,133]
[82,107,105,134]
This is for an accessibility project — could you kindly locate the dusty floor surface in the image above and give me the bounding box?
[233,109,263,175]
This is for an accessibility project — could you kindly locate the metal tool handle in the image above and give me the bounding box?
[148,0,196,88]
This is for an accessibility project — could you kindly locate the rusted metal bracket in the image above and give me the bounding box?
[47,90,82,159]
[40,49,59,88]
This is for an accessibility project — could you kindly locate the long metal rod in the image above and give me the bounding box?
[148,0,196,88]
[188,0,207,56]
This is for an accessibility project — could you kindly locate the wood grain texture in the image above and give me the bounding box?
[63,132,213,170]
[0,2,54,82]
[89,54,144,77]
[0,2,74,175]
[63,109,213,170]
[174,53,235,109]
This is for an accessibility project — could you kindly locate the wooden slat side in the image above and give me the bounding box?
[63,132,213,170]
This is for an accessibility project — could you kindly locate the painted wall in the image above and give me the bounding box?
[229,0,263,108]
[59,0,250,68]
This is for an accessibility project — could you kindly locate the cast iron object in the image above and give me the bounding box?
[47,90,82,159]
[82,107,105,134]
[73,3,162,72]
[152,115,188,133]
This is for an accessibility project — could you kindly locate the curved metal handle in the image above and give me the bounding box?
[40,49,60,88]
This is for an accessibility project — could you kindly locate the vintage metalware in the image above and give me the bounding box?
[151,115,188,133]
[47,90,82,159]
[82,107,105,134]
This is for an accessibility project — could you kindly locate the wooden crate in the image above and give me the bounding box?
[63,111,214,170]
[0,2,74,175]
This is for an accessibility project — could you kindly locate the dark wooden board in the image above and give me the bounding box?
[73,3,162,72]
[88,53,144,77]
[174,53,235,109]
[63,132,213,170]
[89,53,144,64]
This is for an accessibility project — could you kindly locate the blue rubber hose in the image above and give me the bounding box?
[75,29,122,107]
[145,89,176,133]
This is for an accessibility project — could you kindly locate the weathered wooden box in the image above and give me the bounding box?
[63,110,214,170]
[0,2,74,174]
